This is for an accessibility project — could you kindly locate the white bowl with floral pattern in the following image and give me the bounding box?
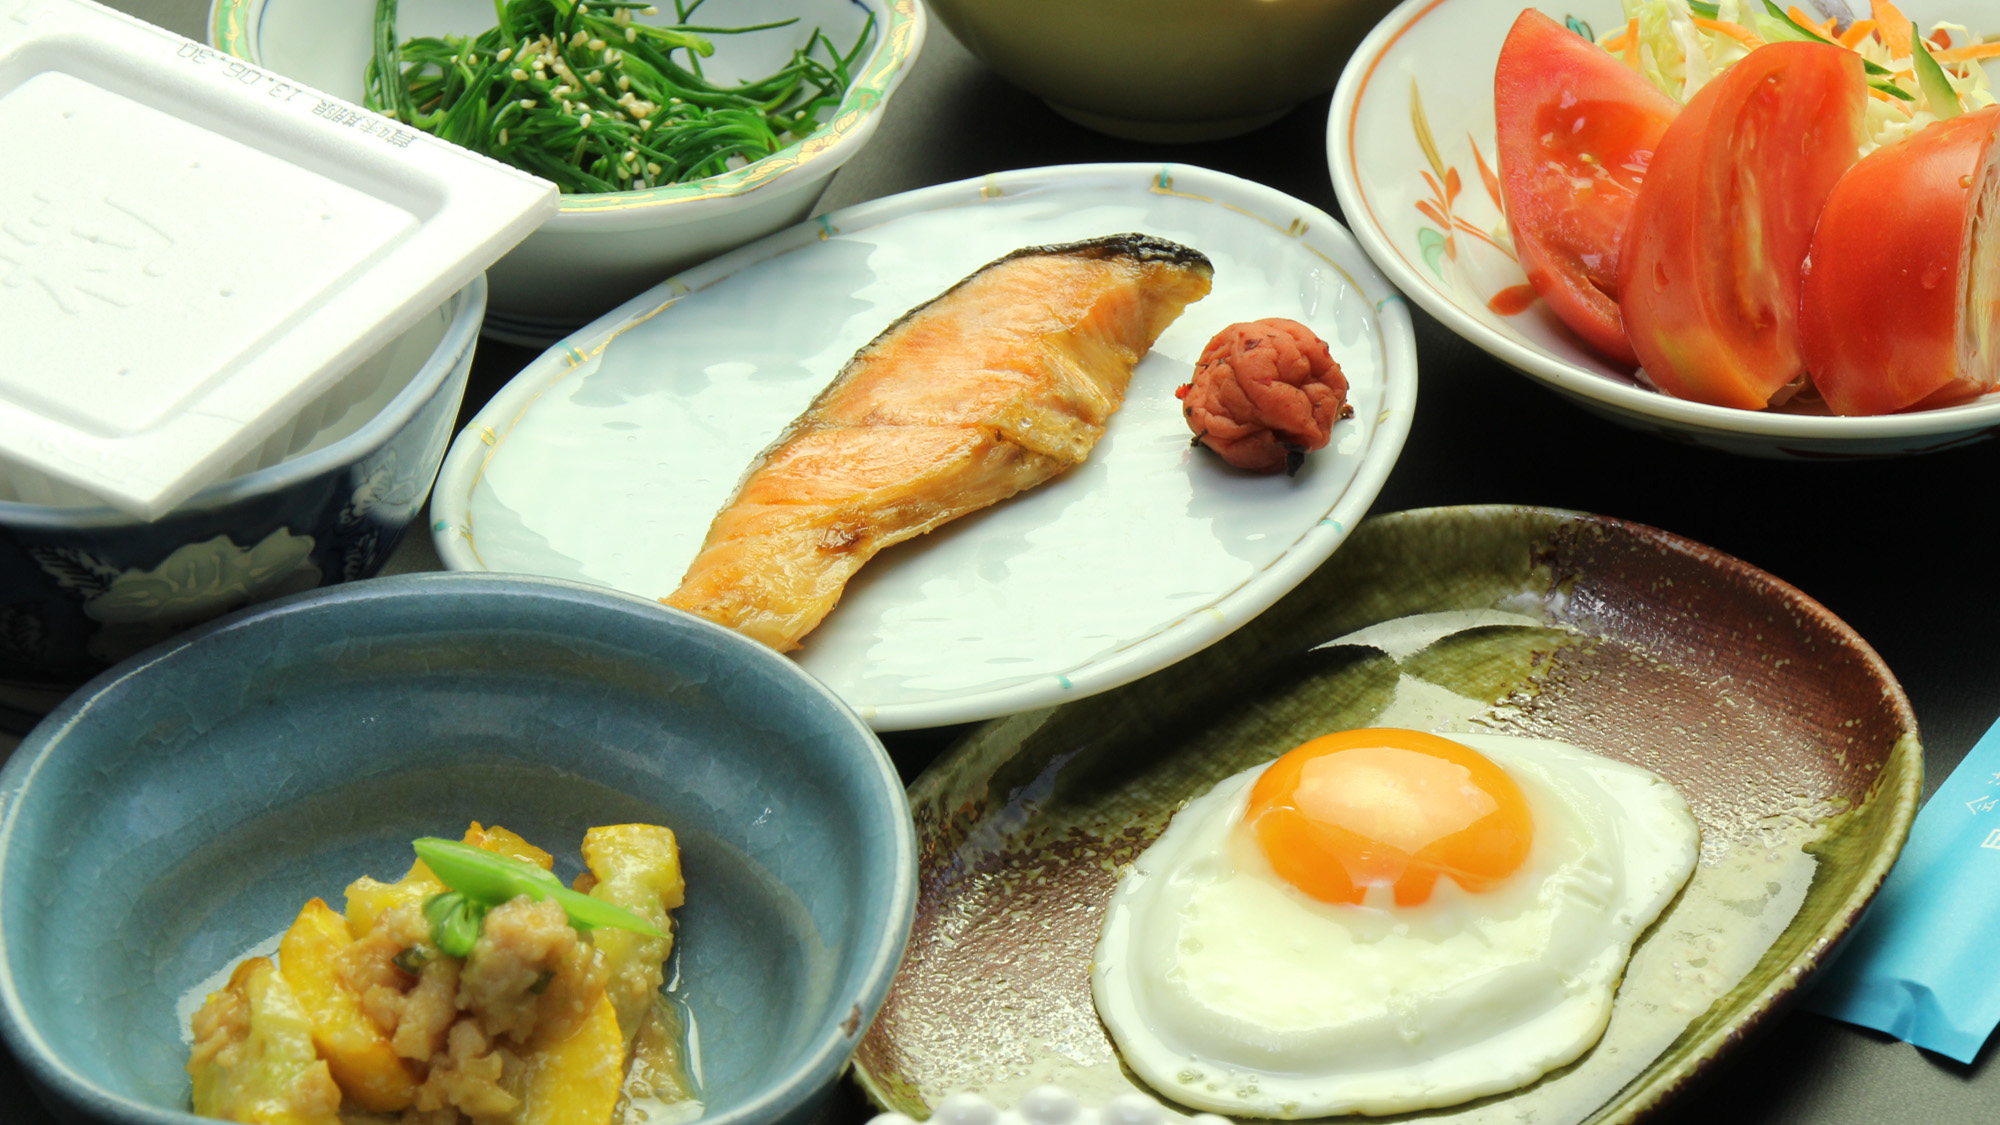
[0,279,484,697]
[1327,0,2000,458]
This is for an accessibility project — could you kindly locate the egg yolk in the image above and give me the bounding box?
[1244,729,1533,907]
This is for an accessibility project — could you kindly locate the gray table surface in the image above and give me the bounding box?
[5,2,1996,1122]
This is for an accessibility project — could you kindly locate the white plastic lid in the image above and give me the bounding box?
[0,0,559,519]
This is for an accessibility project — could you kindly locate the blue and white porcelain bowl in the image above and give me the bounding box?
[0,278,484,696]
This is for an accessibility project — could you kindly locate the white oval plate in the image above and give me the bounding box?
[1329,0,2000,458]
[432,164,1417,730]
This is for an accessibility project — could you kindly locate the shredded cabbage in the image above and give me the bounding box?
[1608,0,1997,154]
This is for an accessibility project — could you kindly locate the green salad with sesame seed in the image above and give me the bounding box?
[364,0,872,194]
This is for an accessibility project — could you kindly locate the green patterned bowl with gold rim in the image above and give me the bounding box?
[209,0,925,344]
[856,504,1922,1124]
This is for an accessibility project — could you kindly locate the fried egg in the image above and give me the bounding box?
[1089,729,1698,1118]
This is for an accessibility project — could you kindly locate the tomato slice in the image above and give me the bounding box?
[1494,9,1679,367]
[1801,107,2000,415]
[1617,41,1868,410]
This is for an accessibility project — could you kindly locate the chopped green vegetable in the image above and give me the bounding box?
[371,0,410,124]
[413,837,666,940]
[363,0,873,194]
[422,891,487,958]
[1912,28,1963,120]
[1872,77,1918,102]
[391,944,436,974]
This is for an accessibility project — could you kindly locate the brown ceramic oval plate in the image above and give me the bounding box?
[853,505,1922,1125]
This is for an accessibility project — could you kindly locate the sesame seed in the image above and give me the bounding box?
[500,128,510,144]
[519,98,536,109]
[497,46,513,62]
[617,75,631,91]
[625,26,638,42]
[647,162,662,175]
[512,68,529,81]
[588,38,605,51]
[580,113,592,128]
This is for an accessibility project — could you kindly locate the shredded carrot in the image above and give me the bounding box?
[1788,7,1836,40]
[1602,28,1630,52]
[1694,18,1762,49]
[1871,0,1915,59]
[1623,16,1640,68]
[1936,42,2000,63]
[1837,19,1878,48]
[1865,85,1916,115]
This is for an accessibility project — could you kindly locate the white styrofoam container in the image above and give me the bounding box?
[0,0,558,518]
[213,0,926,345]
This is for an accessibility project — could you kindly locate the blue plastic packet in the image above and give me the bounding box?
[1806,713,2000,1061]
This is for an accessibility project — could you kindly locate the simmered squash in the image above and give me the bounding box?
[514,993,627,1125]
[193,823,694,1125]
[580,824,686,1049]
[277,898,419,1113]
[188,958,343,1125]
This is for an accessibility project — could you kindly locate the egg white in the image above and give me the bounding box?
[1089,733,1698,1119]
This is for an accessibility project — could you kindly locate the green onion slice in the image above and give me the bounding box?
[422,891,488,959]
[414,837,666,940]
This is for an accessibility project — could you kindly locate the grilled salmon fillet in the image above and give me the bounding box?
[663,233,1214,650]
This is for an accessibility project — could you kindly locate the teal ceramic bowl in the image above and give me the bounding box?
[0,573,916,1125]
